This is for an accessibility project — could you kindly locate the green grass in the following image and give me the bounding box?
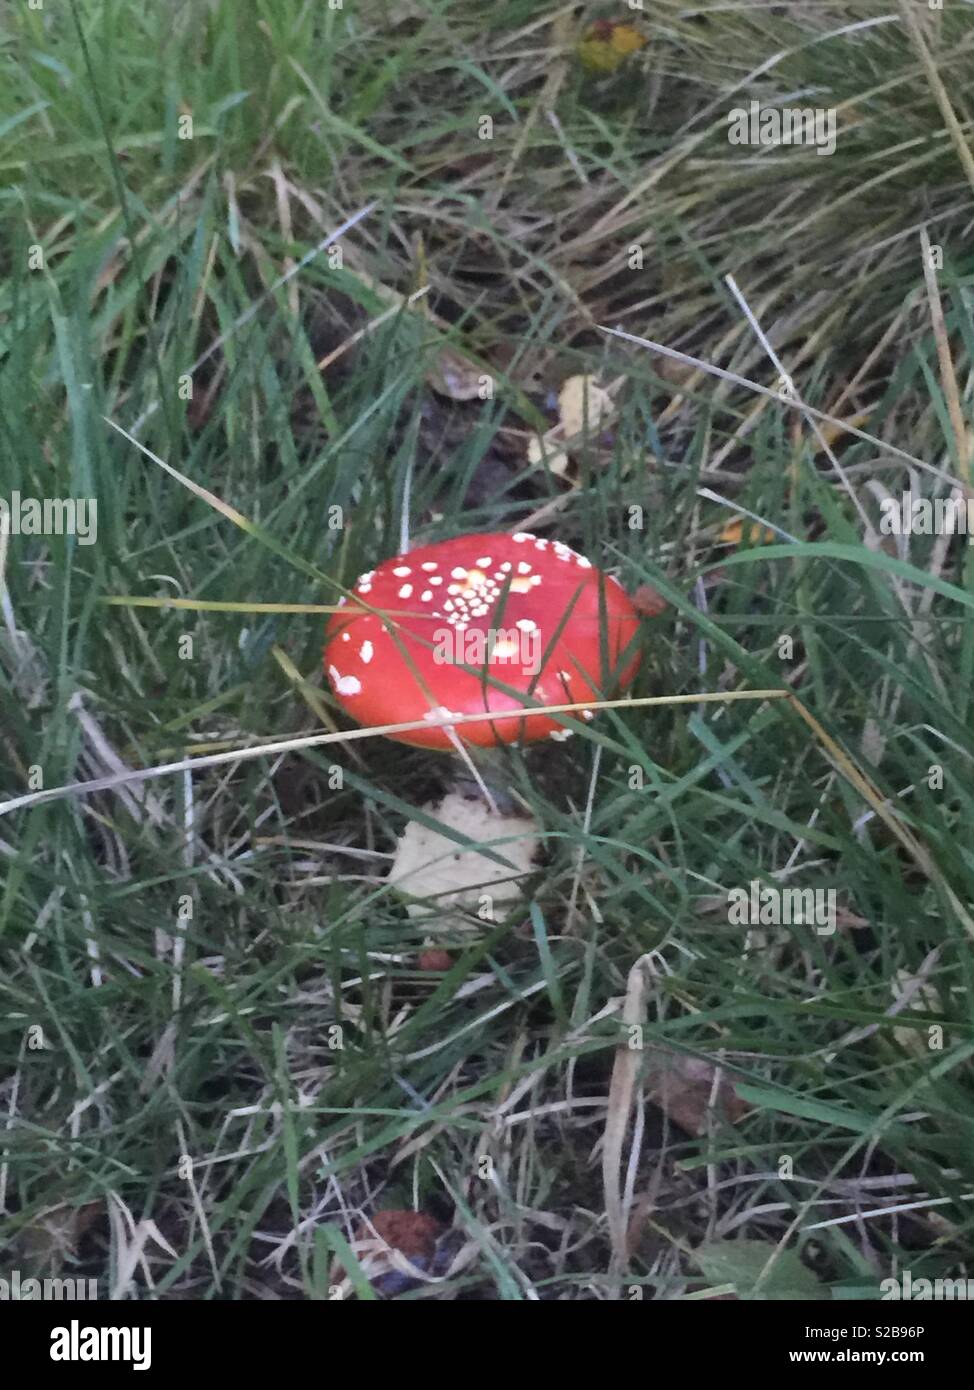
[2,0,974,1299]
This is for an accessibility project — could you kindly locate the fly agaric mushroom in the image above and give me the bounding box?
[323,531,639,748]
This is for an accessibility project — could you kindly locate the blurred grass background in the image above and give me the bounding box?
[1,0,974,1298]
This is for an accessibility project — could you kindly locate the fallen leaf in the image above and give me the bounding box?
[527,374,614,478]
[388,791,539,931]
[645,1047,750,1136]
[558,373,613,439]
[527,433,570,476]
[417,948,454,972]
[718,517,777,546]
[814,409,872,454]
[332,1210,454,1297]
[426,344,490,401]
[695,1239,830,1301]
[656,353,698,388]
[631,583,668,617]
[577,20,648,74]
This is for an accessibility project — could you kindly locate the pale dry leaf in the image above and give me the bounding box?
[526,371,613,478]
[527,433,570,476]
[427,345,489,401]
[388,792,539,930]
[557,373,613,438]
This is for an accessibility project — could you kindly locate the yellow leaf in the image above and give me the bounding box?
[577,22,647,74]
[814,410,872,453]
[718,518,777,546]
[610,24,648,57]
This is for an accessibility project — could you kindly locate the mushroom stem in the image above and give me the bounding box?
[448,745,522,817]
[444,727,502,814]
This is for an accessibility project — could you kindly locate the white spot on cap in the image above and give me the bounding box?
[578,557,592,569]
[393,566,411,577]
[430,575,443,586]
[360,641,374,664]
[512,532,534,542]
[329,666,362,697]
[550,729,573,741]
[491,638,518,659]
[341,632,350,642]
[421,589,433,602]
[358,584,372,594]
[398,584,413,599]
[476,556,491,567]
[516,618,537,633]
[421,561,438,571]
[451,566,467,579]
[582,709,594,720]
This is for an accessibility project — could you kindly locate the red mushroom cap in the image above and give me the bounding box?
[323,531,640,750]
